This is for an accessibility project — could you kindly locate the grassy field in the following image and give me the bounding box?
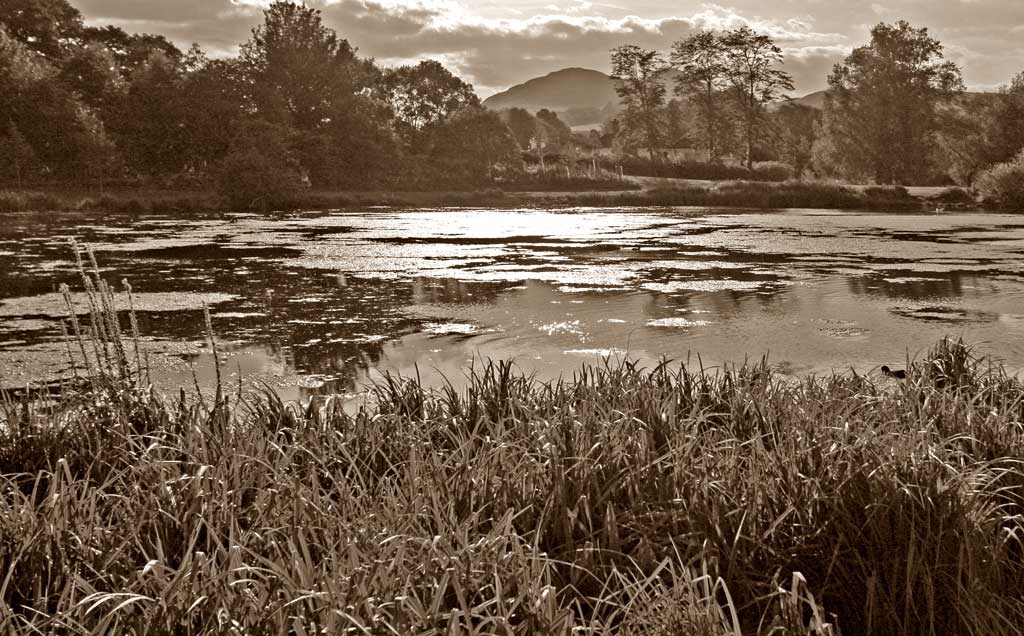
[2,259,1023,634]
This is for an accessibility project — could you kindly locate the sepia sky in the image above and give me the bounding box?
[74,0,1024,97]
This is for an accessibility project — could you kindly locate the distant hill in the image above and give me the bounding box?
[485,68,832,126]
[788,90,827,109]
[483,68,619,126]
[483,68,618,113]
[773,89,994,111]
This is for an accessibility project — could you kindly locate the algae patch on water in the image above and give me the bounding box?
[0,291,239,318]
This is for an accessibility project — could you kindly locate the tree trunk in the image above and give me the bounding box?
[705,84,717,162]
[746,114,754,170]
[745,91,755,170]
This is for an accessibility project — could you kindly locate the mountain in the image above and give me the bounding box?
[484,67,830,127]
[775,90,993,111]
[788,90,827,109]
[482,68,619,121]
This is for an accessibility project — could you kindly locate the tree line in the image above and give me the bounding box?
[0,0,524,202]
[609,21,1024,189]
[3,1,1023,199]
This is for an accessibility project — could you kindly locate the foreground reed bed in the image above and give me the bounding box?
[3,340,1023,634]
[2,250,1023,634]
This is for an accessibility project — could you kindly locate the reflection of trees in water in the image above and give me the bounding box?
[116,265,521,392]
[640,262,789,317]
[413,277,472,305]
[643,286,784,319]
[410,277,509,306]
[846,272,971,300]
[270,276,512,391]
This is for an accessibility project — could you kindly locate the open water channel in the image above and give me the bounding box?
[2,208,1023,400]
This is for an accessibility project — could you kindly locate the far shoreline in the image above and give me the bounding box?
[0,178,997,215]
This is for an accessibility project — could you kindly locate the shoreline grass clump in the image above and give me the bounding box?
[1,179,987,216]
[562,181,931,211]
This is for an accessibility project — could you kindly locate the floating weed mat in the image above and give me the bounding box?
[2,248,1024,635]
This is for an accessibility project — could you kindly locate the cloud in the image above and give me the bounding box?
[311,1,848,94]
[73,0,1024,97]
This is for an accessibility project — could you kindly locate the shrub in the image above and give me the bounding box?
[0,191,28,212]
[975,151,1024,209]
[502,171,638,192]
[561,180,925,211]
[752,161,794,181]
[73,197,98,211]
[930,187,977,205]
[863,185,912,200]
[600,157,795,182]
[0,191,65,213]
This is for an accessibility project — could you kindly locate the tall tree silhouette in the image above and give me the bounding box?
[821,21,962,184]
[721,27,793,169]
[610,45,667,161]
[0,0,82,59]
[672,31,730,162]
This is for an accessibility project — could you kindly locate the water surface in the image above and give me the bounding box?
[2,208,1023,399]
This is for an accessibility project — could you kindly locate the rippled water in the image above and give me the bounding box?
[2,208,1023,399]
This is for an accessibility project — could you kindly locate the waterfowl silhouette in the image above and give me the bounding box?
[880,365,907,380]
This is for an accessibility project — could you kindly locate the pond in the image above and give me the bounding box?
[2,208,1024,400]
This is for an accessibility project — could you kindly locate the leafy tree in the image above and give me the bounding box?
[769,102,819,177]
[662,99,691,148]
[0,24,49,115]
[610,45,667,161]
[218,120,303,210]
[599,117,621,148]
[503,107,537,149]
[0,25,110,180]
[535,108,572,154]
[671,31,730,161]
[0,0,82,59]
[0,120,34,187]
[58,43,124,113]
[932,94,993,185]
[821,21,963,184]
[721,27,793,169]
[120,51,188,176]
[986,71,1024,166]
[239,2,391,187]
[975,150,1024,209]
[935,76,1024,186]
[180,58,246,170]
[181,43,208,75]
[82,25,182,79]
[75,107,120,193]
[378,60,479,144]
[239,1,371,130]
[424,107,521,186]
[297,98,397,189]
[605,116,637,155]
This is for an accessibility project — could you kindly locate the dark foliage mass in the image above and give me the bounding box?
[608,21,1024,193]
[3,1,1023,205]
[0,0,533,205]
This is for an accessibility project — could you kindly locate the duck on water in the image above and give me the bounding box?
[880,365,907,379]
